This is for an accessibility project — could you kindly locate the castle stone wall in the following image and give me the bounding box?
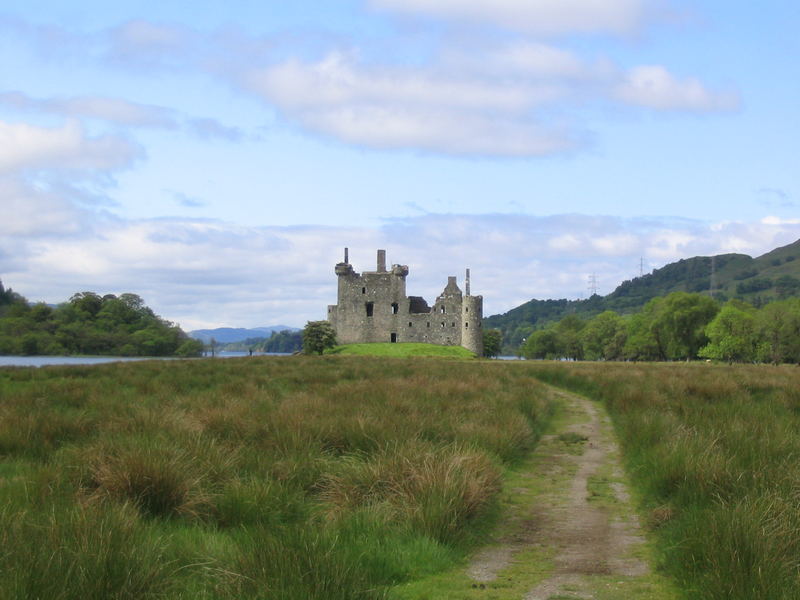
[328,249,484,355]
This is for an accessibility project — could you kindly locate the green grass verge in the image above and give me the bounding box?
[527,361,800,600]
[327,342,476,358]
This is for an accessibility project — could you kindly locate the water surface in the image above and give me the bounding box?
[0,352,290,368]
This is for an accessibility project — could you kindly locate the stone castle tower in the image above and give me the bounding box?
[327,249,483,355]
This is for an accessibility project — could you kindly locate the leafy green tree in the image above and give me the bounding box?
[624,298,666,361]
[775,275,800,299]
[262,330,303,353]
[69,292,103,319]
[0,285,198,357]
[555,314,585,360]
[699,300,757,362]
[176,339,204,357]
[754,299,800,363]
[581,311,626,360]
[482,329,503,358]
[508,323,535,349]
[20,333,39,356]
[651,292,719,360]
[302,321,337,355]
[521,329,559,359]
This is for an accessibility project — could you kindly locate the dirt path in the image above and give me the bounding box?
[465,385,675,600]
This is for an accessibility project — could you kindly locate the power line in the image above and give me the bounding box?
[588,273,598,296]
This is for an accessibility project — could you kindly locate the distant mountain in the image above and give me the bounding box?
[189,326,299,344]
[485,238,800,349]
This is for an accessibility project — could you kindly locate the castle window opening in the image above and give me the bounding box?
[408,322,413,327]
[441,322,445,328]
[452,322,455,327]
[366,302,374,317]
[440,306,446,314]
[362,287,366,294]
[465,307,469,313]
[465,322,468,328]
[427,322,430,328]
[390,333,397,343]
[391,302,399,314]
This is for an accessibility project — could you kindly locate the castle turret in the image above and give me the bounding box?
[377,249,387,272]
[461,268,484,356]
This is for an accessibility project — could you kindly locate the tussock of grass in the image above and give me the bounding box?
[0,355,553,598]
[319,440,501,544]
[79,439,217,519]
[0,502,175,600]
[528,361,800,600]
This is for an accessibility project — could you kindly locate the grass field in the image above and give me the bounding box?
[0,355,551,599]
[4,355,799,599]
[326,342,476,358]
[526,361,800,600]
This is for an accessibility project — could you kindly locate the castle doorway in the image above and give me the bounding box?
[390,333,397,343]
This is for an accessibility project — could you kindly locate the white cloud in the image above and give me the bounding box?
[762,216,800,226]
[549,234,582,251]
[451,42,601,79]
[239,42,737,156]
[0,92,177,128]
[300,105,577,156]
[5,210,800,330]
[185,118,244,141]
[593,234,639,255]
[369,0,650,35]
[2,16,738,158]
[615,65,739,111]
[0,176,88,236]
[645,229,697,259]
[0,92,243,140]
[249,52,552,113]
[0,119,140,173]
[244,52,579,156]
[105,20,195,70]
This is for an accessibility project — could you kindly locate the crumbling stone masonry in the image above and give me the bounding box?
[327,249,484,355]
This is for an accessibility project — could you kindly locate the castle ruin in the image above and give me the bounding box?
[327,249,484,355]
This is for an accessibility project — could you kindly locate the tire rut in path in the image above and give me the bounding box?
[467,386,657,600]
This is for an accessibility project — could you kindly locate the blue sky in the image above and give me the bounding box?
[1,0,798,329]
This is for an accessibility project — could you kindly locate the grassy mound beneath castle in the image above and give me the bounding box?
[0,355,552,599]
[327,342,476,358]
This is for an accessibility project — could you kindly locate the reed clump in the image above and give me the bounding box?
[0,355,552,599]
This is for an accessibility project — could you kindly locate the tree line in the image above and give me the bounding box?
[219,330,303,354]
[0,283,203,357]
[519,291,800,364]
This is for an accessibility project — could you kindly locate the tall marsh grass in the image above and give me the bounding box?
[0,355,552,599]
[527,361,800,600]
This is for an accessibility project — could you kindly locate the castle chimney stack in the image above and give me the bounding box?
[344,247,349,264]
[466,268,471,296]
[377,249,387,272]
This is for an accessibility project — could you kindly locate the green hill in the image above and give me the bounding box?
[485,238,800,349]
